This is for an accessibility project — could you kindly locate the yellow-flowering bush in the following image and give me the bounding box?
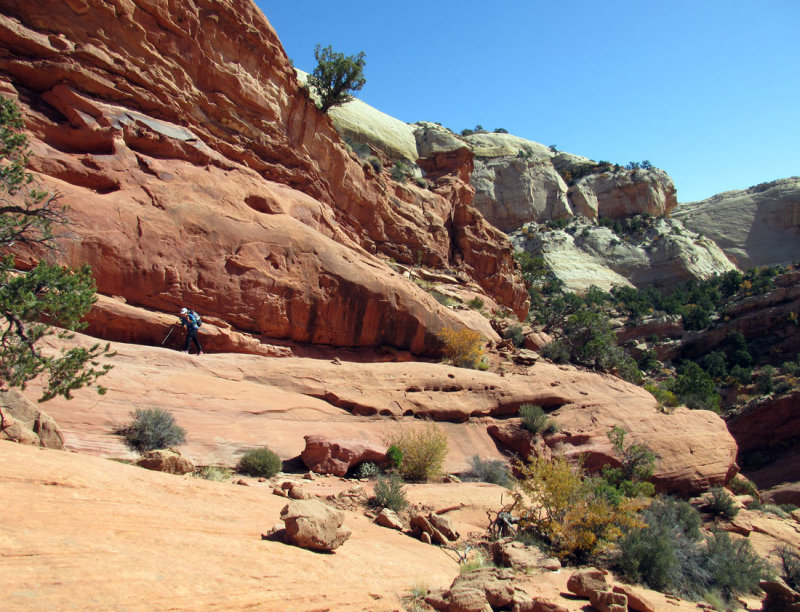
[437,326,484,369]
[511,454,644,562]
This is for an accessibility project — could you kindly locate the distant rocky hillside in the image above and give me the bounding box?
[674,177,800,269]
[511,216,736,292]
[329,104,678,231]
[329,97,745,291]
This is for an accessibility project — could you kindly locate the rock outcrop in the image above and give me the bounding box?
[0,0,529,356]
[673,177,800,269]
[511,216,736,292]
[0,389,64,449]
[301,434,387,476]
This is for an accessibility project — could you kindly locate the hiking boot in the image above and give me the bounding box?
[198,351,203,355]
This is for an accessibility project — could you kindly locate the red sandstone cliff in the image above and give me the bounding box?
[0,0,528,355]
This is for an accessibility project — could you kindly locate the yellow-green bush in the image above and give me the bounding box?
[386,422,449,482]
[511,454,644,561]
[437,326,484,369]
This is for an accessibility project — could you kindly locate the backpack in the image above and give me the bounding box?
[189,310,202,328]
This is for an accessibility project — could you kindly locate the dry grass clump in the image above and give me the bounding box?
[385,422,449,482]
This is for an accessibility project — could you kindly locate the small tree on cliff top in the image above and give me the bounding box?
[0,95,112,404]
[308,44,366,113]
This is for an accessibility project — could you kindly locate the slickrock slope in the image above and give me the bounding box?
[23,332,737,496]
[674,177,800,269]
[2,441,712,612]
[0,0,528,354]
[0,442,460,611]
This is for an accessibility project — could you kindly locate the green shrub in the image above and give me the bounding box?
[616,497,706,597]
[116,408,186,454]
[467,297,485,310]
[503,324,526,348]
[308,44,366,113]
[386,422,449,482]
[644,383,679,409]
[617,497,769,603]
[512,454,643,562]
[236,447,282,478]
[372,474,408,512]
[755,366,777,395]
[704,487,739,520]
[367,155,383,173]
[728,476,759,498]
[354,461,379,479]
[702,530,772,602]
[386,444,403,469]
[519,404,557,435]
[777,545,800,591]
[390,160,409,183]
[469,455,511,488]
[667,361,721,412]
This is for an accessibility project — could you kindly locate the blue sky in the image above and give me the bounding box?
[258,1,799,203]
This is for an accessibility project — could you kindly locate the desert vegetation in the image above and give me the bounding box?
[115,407,186,454]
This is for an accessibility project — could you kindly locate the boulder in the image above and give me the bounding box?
[490,539,561,572]
[450,568,517,610]
[566,568,608,598]
[375,508,403,531]
[279,499,351,552]
[135,450,194,475]
[589,589,627,612]
[612,584,656,612]
[300,435,386,476]
[760,579,800,612]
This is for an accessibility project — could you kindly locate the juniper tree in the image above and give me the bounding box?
[308,44,366,113]
[0,95,112,407]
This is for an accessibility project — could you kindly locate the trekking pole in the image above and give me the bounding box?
[161,324,176,345]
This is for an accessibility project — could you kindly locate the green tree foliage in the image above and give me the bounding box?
[0,96,111,402]
[666,361,721,412]
[308,44,366,113]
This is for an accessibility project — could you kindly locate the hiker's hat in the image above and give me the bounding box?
[180,307,188,314]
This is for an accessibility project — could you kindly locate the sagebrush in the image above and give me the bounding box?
[116,407,186,454]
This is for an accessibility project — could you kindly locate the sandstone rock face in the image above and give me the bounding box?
[550,403,738,495]
[0,0,529,354]
[472,157,572,232]
[300,434,387,476]
[279,499,351,552]
[512,217,737,292]
[673,177,800,269]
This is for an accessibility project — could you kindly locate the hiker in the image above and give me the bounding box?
[178,307,203,355]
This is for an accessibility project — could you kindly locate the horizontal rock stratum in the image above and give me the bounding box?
[24,332,737,496]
